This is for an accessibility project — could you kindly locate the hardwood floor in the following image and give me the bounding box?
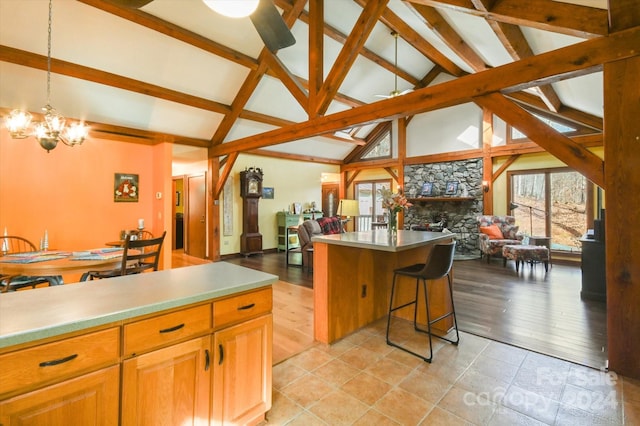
[173,250,607,369]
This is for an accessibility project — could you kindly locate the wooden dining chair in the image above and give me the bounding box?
[81,231,167,281]
[137,230,154,240]
[0,236,54,292]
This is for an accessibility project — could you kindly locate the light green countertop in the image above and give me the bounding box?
[311,230,452,252]
[0,262,278,349]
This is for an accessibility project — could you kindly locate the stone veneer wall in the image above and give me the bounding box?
[403,159,483,256]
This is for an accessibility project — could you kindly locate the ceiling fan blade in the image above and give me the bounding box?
[250,0,296,52]
[107,0,154,8]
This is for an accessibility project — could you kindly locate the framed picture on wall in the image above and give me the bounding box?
[421,182,433,197]
[263,187,274,199]
[114,173,139,202]
[445,181,459,195]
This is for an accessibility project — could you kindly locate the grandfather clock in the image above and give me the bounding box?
[240,168,263,256]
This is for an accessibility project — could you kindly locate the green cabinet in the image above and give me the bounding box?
[276,212,324,251]
[277,213,301,251]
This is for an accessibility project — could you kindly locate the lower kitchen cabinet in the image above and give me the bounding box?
[212,314,273,426]
[121,336,212,426]
[0,365,120,426]
[0,283,274,426]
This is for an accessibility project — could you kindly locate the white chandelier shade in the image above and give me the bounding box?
[202,0,259,18]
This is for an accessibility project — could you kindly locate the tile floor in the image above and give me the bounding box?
[265,319,640,425]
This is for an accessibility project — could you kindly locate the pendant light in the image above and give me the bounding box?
[4,0,89,152]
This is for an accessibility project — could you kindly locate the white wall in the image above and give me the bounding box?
[406,103,482,156]
[221,154,339,255]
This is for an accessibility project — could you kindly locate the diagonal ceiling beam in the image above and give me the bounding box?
[405,0,609,38]
[262,51,309,110]
[407,3,489,71]
[210,26,638,158]
[505,92,603,131]
[315,0,390,114]
[77,0,259,69]
[470,0,562,112]
[353,0,466,77]
[210,0,307,146]
[474,93,603,186]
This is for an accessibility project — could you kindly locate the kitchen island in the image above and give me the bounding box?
[0,262,277,425]
[312,230,454,344]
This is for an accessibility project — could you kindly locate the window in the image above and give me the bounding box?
[361,129,391,159]
[354,180,392,230]
[508,169,587,253]
[509,113,578,142]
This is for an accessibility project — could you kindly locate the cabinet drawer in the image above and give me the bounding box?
[213,287,272,328]
[123,304,211,356]
[0,328,119,396]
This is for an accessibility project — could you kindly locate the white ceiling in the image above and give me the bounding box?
[0,0,606,162]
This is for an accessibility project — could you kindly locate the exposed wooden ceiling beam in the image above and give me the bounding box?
[308,0,324,118]
[315,0,390,114]
[344,121,392,163]
[77,0,258,69]
[474,93,603,186]
[287,1,422,86]
[210,27,638,159]
[209,0,307,146]
[404,0,609,38]
[407,3,489,71]
[607,0,640,32]
[470,0,563,112]
[262,51,309,111]
[506,92,603,131]
[247,148,344,165]
[353,0,466,77]
[0,45,231,115]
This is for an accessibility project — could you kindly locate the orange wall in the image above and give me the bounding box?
[0,130,172,280]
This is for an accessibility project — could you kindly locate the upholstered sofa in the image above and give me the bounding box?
[297,216,342,268]
[477,215,524,263]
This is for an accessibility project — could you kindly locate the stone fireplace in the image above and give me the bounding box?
[403,159,483,257]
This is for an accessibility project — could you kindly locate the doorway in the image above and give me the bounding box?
[186,173,207,259]
[354,180,391,230]
[172,178,184,250]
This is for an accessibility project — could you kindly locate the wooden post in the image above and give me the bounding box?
[604,56,640,379]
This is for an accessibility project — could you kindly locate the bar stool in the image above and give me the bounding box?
[386,241,459,362]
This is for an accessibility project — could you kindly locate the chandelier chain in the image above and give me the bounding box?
[46,0,53,106]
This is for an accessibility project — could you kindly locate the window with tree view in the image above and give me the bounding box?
[509,169,587,253]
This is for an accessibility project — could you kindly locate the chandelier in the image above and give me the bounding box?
[4,0,89,152]
[202,0,259,18]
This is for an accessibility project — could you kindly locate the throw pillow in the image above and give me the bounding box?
[479,224,504,240]
[501,224,520,240]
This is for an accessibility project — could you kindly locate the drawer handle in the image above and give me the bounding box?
[159,323,185,334]
[39,353,78,367]
[218,344,224,365]
[237,303,255,311]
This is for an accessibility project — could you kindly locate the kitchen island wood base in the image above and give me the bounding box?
[312,231,454,344]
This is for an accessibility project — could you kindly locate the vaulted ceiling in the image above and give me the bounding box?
[1,0,636,167]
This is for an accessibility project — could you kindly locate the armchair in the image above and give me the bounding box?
[297,220,323,269]
[477,215,523,263]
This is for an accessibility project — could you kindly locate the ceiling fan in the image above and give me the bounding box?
[375,31,413,99]
[110,0,296,53]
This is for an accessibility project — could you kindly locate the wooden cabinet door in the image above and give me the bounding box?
[121,336,211,426]
[0,365,119,426]
[212,314,272,426]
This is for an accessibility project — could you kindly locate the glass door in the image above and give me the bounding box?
[354,180,391,231]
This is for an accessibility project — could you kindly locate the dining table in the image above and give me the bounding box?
[0,249,126,287]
